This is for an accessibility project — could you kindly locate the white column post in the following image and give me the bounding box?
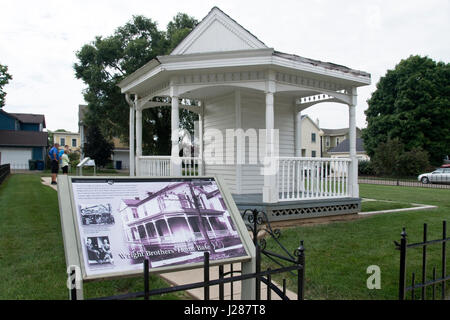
[348,87,359,198]
[199,101,204,175]
[136,104,143,176]
[171,84,181,176]
[294,106,302,157]
[126,94,135,177]
[235,89,242,194]
[263,71,278,203]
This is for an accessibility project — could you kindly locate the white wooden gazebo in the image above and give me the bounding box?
[118,7,371,221]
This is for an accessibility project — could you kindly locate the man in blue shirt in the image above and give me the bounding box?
[48,143,60,185]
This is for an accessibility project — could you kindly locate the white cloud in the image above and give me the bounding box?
[0,0,449,132]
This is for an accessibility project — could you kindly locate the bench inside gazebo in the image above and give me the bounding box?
[118,7,371,222]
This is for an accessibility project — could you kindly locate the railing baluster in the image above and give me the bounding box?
[291,161,295,200]
[422,223,427,300]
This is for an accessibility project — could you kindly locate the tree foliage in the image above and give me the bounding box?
[74,14,198,156]
[0,63,12,108]
[363,55,450,165]
[83,125,114,167]
[371,138,430,177]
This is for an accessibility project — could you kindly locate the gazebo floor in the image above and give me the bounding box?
[232,193,360,222]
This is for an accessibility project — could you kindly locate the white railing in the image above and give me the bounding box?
[278,157,351,201]
[181,157,202,176]
[137,156,202,177]
[138,156,171,176]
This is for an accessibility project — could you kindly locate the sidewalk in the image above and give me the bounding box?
[160,263,297,300]
[41,176,297,300]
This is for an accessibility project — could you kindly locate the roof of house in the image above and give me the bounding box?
[122,182,219,207]
[328,138,365,154]
[0,130,48,147]
[10,113,46,127]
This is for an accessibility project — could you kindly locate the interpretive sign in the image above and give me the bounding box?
[58,176,252,281]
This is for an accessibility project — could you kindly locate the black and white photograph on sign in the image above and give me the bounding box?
[119,180,246,268]
[79,204,115,226]
[70,178,248,277]
[85,236,114,265]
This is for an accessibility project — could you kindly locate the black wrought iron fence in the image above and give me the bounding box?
[80,209,305,301]
[395,221,449,300]
[360,175,450,189]
[0,164,10,185]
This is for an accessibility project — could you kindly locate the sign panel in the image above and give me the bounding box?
[60,176,252,280]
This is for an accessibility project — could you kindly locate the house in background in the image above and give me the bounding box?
[328,138,369,162]
[321,127,362,158]
[299,115,323,158]
[52,130,81,153]
[0,109,48,169]
[79,104,130,169]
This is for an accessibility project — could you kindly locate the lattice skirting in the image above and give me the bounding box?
[268,202,360,221]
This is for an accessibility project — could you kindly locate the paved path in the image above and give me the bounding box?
[41,176,297,300]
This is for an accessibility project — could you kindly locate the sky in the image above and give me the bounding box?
[1,0,449,132]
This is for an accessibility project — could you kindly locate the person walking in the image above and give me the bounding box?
[48,143,60,184]
[61,148,70,175]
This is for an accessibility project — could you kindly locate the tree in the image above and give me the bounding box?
[0,63,12,108]
[363,55,450,165]
[83,125,114,167]
[74,14,198,156]
[371,138,430,177]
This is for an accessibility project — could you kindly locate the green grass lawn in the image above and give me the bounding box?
[263,184,450,300]
[0,174,186,300]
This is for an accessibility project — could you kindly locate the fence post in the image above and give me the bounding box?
[144,258,149,300]
[421,224,427,300]
[297,240,305,300]
[399,227,407,300]
[204,251,210,300]
[255,244,261,301]
[219,265,224,300]
[441,221,447,300]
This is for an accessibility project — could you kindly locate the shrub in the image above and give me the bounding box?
[358,160,375,176]
[68,152,80,169]
[371,138,431,177]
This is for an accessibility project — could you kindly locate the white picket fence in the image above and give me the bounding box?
[137,156,201,177]
[277,157,351,201]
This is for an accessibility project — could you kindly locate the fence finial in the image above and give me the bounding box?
[401,227,407,239]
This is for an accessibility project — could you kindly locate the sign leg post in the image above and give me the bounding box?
[241,258,256,300]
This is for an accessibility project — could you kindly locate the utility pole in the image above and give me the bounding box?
[188,181,215,254]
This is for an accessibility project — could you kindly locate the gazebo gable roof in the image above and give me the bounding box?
[171,6,267,55]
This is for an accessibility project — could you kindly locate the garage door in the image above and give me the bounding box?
[0,148,32,169]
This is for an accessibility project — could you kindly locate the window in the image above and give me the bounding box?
[326,138,330,147]
[72,139,77,147]
[336,138,340,145]
[131,208,139,219]
[312,151,316,158]
[311,133,316,143]
[60,138,65,146]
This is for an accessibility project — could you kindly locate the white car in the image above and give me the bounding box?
[418,167,450,184]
